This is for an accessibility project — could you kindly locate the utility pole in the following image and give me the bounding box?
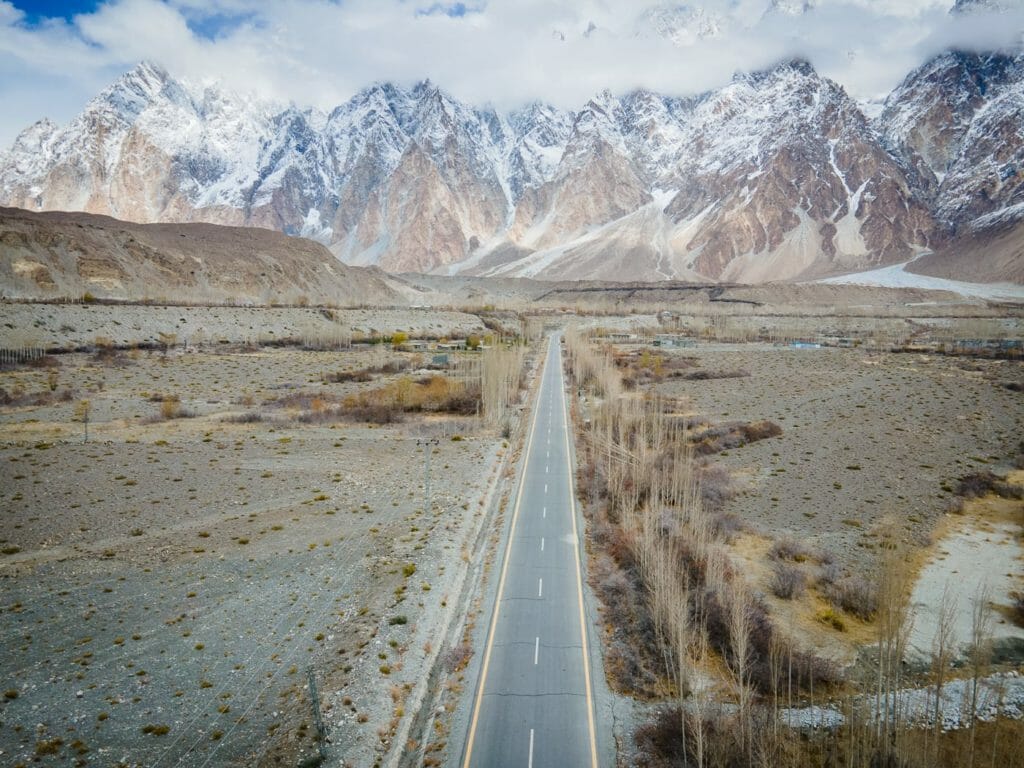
[416,437,440,513]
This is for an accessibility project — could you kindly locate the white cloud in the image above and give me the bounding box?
[0,0,1021,147]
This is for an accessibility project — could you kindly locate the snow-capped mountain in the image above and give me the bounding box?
[880,52,1024,230]
[1,50,1022,283]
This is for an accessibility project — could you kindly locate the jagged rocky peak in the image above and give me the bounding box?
[95,60,190,118]
[1,49,1021,283]
[9,118,58,153]
[658,56,937,281]
[879,50,1024,228]
[880,51,1012,172]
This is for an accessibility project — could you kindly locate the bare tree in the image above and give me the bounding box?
[729,586,753,764]
[480,342,525,427]
[873,543,914,764]
[930,584,958,764]
[967,582,993,768]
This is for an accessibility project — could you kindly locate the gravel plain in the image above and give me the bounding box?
[0,303,488,350]
[0,345,509,767]
[651,343,1023,569]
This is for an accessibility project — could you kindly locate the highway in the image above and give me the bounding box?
[461,332,599,768]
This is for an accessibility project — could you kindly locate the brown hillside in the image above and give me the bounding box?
[907,218,1024,284]
[0,207,402,305]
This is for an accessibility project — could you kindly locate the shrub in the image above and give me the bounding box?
[823,575,877,620]
[36,738,64,755]
[27,354,60,370]
[379,359,411,374]
[388,615,408,625]
[740,420,783,443]
[444,643,472,672]
[691,420,781,455]
[770,561,806,599]
[224,411,263,423]
[158,395,194,420]
[769,536,816,563]
[1010,591,1024,628]
[815,607,846,631]
[591,551,662,697]
[698,464,733,512]
[91,339,129,366]
[343,403,404,424]
[956,471,1023,500]
[324,369,374,383]
[678,368,751,380]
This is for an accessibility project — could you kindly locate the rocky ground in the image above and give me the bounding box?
[0,303,489,351]
[649,343,1022,571]
[0,345,512,767]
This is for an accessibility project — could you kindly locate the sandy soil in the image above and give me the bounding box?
[908,475,1024,661]
[0,346,508,767]
[0,303,488,350]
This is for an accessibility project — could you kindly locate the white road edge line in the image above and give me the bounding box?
[461,338,548,768]
[558,336,600,768]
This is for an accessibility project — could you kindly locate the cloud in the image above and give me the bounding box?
[0,0,1021,147]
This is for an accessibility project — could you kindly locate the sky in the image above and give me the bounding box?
[0,0,1022,147]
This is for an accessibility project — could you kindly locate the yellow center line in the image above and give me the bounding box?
[461,338,548,768]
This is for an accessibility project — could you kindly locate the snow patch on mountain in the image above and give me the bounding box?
[1,48,1022,284]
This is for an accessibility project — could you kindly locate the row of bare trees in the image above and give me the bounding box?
[566,328,790,763]
[480,343,526,428]
[564,327,1016,768]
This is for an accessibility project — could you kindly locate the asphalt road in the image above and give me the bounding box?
[461,332,599,768]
